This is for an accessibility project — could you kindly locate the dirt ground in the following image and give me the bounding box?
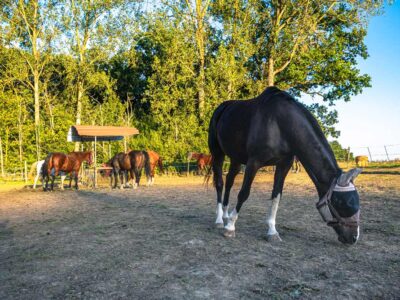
[0,172,399,299]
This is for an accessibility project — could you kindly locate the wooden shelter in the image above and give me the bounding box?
[67,125,139,187]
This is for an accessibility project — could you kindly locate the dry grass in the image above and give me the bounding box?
[0,172,399,299]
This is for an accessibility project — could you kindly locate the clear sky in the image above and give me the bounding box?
[303,2,400,159]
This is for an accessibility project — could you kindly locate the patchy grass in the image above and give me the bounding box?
[0,172,399,299]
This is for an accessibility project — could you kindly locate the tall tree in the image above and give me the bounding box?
[61,0,138,150]
[1,0,60,160]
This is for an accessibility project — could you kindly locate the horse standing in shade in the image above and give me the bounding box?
[147,150,164,185]
[208,87,362,245]
[188,152,212,174]
[109,150,151,189]
[44,151,92,191]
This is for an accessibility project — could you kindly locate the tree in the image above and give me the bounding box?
[0,0,60,160]
[61,0,138,150]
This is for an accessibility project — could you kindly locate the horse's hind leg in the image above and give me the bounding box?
[266,157,293,242]
[224,160,260,237]
[213,154,225,228]
[33,173,39,189]
[222,161,241,222]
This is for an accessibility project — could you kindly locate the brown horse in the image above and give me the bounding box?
[147,150,164,185]
[189,152,212,174]
[44,151,92,191]
[109,150,151,189]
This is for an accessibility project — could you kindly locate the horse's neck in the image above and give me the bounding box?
[70,152,87,163]
[297,147,340,198]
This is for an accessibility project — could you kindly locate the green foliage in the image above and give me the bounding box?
[0,1,384,170]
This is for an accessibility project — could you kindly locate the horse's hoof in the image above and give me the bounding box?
[215,222,224,229]
[266,233,282,242]
[223,229,236,238]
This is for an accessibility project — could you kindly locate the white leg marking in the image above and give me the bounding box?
[215,203,224,225]
[33,174,39,189]
[225,208,238,231]
[223,205,229,219]
[267,194,281,236]
[60,175,66,190]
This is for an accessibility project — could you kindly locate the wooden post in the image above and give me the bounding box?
[24,161,28,184]
[346,147,350,169]
[94,136,97,188]
[124,137,127,153]
[0,136,4,177]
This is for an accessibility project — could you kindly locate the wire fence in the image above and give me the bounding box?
[349,144,400,162]
[1,143,399,182]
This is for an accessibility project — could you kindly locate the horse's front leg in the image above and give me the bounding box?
[224,160,260,238]
[266,157,293,242]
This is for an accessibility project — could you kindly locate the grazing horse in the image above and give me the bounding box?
[109,151,151,189]
[44,151,92,191]
[109,152,132,189]
[355,155,369,167]
[147,150,164,185]
[189,152,212,174]
[209,87,362,245]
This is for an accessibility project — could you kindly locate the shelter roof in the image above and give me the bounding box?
[67,125,139,142]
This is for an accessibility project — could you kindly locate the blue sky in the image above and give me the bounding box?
[304,2,400,159]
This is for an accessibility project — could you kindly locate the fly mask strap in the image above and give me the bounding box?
[316,179,337,223]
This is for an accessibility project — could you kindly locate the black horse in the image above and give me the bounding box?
[109,151,151,189]
[209,87,361,245]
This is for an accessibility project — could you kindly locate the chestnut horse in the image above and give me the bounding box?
[147,150,164,185]
[209,87,362,245]
[109,150,151,189]
[43,151,92,191]
[189,152,212,174]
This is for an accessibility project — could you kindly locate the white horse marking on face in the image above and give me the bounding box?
[267,194,281,236]
[215,203,224,225]
[225,208,238,231]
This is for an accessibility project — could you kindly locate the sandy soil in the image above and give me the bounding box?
[0,172,399,299]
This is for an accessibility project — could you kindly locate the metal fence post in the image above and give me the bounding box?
[384,145,390,161]
[367,147,373,162]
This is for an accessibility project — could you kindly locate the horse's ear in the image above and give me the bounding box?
[337,168,362,186]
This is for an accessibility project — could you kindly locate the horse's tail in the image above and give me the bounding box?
[44,153,53,178]
[142,151,151,180]
[205,101,231,187]
[29,161,38,179]
[158,157,164,174]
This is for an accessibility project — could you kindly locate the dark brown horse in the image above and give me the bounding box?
[188,152,212,174]
[109,150,151,189]
[209,87,362,244]
[44,151,92,191]
[147,150,164,185]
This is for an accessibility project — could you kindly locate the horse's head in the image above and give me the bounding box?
[87,151,93,165]
[317,168,362,245]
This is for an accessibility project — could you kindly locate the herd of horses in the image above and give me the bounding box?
[31,149,211,191]
[30,86,364,245]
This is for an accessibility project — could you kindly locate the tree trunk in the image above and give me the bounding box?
[34,69,41,160]
[267,57,275,87]
[0,136,4,177]
[74,80,84,151]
